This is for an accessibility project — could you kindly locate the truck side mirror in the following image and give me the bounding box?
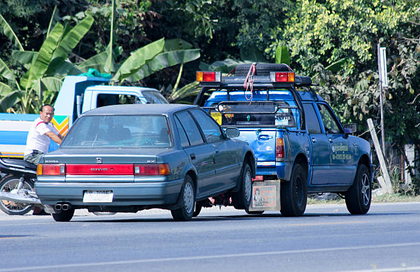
[343,123,357,134]
[225,127,240,138]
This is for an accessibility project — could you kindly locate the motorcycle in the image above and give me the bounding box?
[0,157,42,215]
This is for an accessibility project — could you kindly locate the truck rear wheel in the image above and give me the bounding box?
[280,163,307,216]
[345,164,371,215]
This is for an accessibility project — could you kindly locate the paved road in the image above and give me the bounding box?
[1,202,420,272]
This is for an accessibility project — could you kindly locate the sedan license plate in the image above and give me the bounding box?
[83,190,114,203]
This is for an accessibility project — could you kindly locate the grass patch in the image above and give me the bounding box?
[307,192,420,205]
[372,193,420,203]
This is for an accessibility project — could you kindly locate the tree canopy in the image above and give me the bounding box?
[0,0,419,187]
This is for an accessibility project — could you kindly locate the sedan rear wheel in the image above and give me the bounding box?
[52,208,75,222]
[171,175,195,221]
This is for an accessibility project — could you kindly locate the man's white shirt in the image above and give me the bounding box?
[24,117,59,155]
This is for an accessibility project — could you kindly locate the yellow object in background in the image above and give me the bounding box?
[210,112,222,125]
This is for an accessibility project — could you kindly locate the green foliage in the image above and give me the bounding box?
[0,14,94,113]
[275,45,290,65]
[113,38,165,81]
[0,15,24,51]
[169,81,200,103]
[0,1,418,189]
[278,0,414,75]
[282,0,420,189]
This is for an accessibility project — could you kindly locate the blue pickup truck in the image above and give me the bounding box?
[195,63,373,216]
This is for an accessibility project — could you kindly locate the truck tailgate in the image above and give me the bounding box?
[236,128,277,165]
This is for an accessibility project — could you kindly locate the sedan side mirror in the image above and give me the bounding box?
[225,127,240,138]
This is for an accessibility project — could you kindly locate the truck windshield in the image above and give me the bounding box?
[141,91,168,104]
[208,101,298,128]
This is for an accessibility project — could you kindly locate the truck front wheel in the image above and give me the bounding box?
[281,163,307,216]
[345,164,371,215]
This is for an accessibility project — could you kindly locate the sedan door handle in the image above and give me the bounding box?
[190,153,196,160]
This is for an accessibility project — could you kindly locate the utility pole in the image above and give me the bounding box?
[377,44,388,155]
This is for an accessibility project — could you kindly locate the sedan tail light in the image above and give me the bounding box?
[37,163,171,176]
[37,164,65,176]
[134,164,170,176]
[66,164,133,175]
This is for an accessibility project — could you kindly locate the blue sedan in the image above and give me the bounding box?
[36,104,255,221]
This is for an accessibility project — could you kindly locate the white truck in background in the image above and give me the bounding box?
[0,75,167,159]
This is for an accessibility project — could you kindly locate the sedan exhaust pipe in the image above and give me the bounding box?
[55,203,71,211]
[62,203,71,211]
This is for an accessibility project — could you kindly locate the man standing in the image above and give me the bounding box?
[24,105,63,165]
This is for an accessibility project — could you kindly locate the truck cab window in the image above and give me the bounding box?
[317,103,343,134]
[303,103,322,134]
[97,94,137,107]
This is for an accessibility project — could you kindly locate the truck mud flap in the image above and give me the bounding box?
[248,180,281,211]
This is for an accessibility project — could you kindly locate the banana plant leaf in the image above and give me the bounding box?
[113,38,165,82]
[0,15,24,51]
[39,77,62,93]
[275,45,290,65]
[325,58,346,72]
[0,81,14,96]
[164,39,193,51]
[208,59,246,73]
[128,49,200,82]
[52,61,83,76]
[47,6,58,36]
[0,90,21,112]
[105,0,117,73]
[12,51,38,69]
[32,77,63,105]
[21,23,64,90]
[0,58,17,82]
[240,46,267,62]
[47,15,94,75]
[168,81,200,102]
[77,52,109,73]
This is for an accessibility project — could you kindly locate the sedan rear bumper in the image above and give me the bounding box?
[35,178,184,207]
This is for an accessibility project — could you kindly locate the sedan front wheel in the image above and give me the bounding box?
[171,175,195,221]
[232,163,252,212]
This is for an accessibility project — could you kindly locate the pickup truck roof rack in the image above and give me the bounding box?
[195,64,317,130]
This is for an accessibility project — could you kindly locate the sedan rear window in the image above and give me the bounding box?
[61,115,171,148]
